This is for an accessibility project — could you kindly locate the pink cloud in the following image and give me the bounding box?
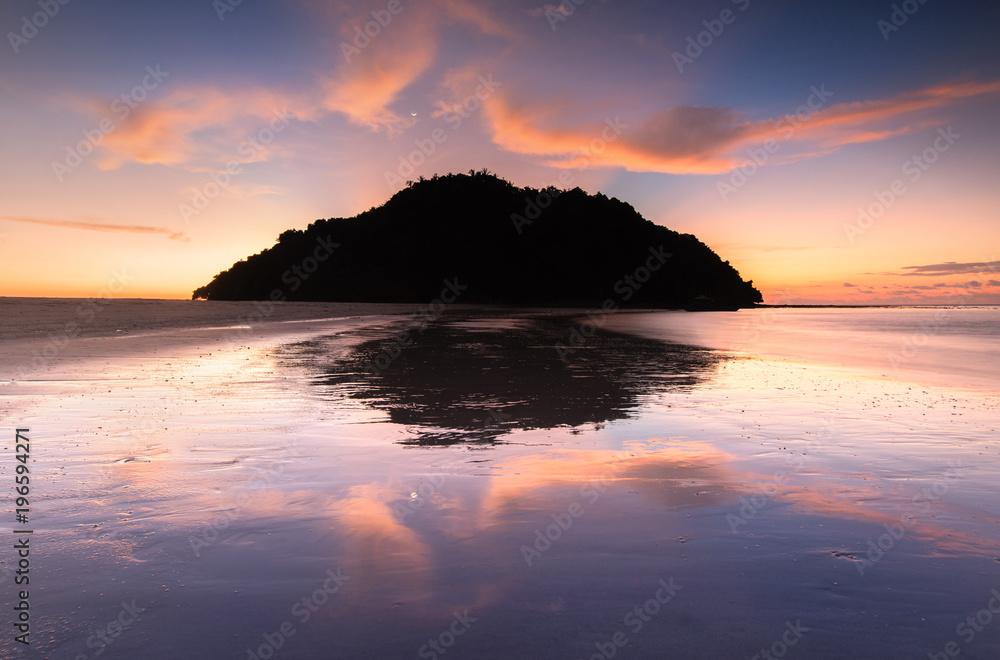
[481,79,1000,175]
[1,216,188,241]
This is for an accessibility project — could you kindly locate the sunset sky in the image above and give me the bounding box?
[1,0,998,303]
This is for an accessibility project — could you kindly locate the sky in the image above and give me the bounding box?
[1,0,998,304]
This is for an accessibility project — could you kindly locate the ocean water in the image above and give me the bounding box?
[0,301,998,659]
[603,306,1000,390]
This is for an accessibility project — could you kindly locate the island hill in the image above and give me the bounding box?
[192,171,762,309]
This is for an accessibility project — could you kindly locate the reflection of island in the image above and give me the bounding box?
[306,313,729,445]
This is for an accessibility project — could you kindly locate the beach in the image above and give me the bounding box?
[1,301,998,659]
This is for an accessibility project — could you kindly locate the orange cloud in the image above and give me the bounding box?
[94,86,307,170]
[796,80,1000,139]
[485,96,748,174]
[898,260,1000,276]
[482,79,1000,175]
[431,62,503,117]
[319,0,515,133]
[321,19,437,133]
[49,0,516,169]
[1,216,188,241]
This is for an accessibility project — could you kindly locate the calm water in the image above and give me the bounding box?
[603,306,1000,390]
[0,301,998,659]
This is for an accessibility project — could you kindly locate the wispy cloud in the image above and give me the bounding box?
[318,0,515,134]
[482,79,1000,174]
[1,216,188,241]
[92,87,307,170]
[320,5,438,134]
[54,0,517,170]
[900,260,1000,276]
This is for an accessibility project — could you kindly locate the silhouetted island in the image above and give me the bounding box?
[192,171,762,308]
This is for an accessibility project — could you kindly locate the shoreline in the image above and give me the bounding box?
[5,303,998,395]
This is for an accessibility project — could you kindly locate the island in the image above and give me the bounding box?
[192,171,762,308]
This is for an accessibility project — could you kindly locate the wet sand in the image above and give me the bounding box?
[1,306,998,659]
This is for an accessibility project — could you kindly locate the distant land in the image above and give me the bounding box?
[192,171,762,308]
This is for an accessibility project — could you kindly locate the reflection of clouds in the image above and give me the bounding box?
[776,475,997,558]
[317,443,999,612]
[324,479,506,619]
[480,443,737,521]
[719,453,998,558]
[327,482,435,603]
[320,444,738,613]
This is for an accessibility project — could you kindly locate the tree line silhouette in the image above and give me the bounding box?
[192,171,762,308]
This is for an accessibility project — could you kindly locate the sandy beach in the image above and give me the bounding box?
[1,302,998,659]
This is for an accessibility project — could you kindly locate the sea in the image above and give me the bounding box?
[0,299,997,659]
